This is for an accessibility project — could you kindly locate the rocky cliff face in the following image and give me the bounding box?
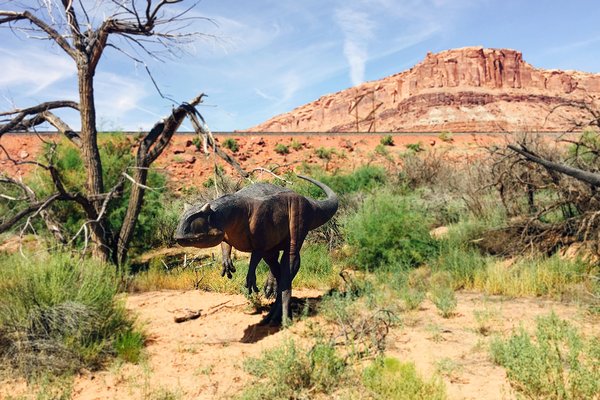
[247,47,600,132]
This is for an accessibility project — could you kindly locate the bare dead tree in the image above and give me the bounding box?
[0,1,216,267]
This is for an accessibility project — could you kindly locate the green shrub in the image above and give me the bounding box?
[406,142,423,152]
[363,357,446,400]
[344,191,437,270]
[241,339,345,399]
[274,144,289,155]
[0,252,141,377]
[222,138,239,152]
[490,313,599,399]
[374,143,389,156]
[24,134,173,256]
[380,135,394,146]
[400,287,426,311]
[315,147,335,160]
[291,139,303,151]
[115,329,145,363]
[298,165,387,197]
[430,287,457,318]
[438,131,453,143]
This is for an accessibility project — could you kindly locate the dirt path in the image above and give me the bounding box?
[14,290,585,400]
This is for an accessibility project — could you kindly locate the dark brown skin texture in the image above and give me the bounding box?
[174,175,338,325]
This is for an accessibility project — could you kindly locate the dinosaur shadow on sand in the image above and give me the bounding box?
[240,295,323,343]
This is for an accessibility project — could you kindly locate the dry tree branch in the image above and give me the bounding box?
[0,9,76,58]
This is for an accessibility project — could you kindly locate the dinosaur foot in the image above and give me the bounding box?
[259,302,283,326]
[263,275,277,299]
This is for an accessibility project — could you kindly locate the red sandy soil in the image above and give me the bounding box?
[1,133,510,188]
[1,289,596,400]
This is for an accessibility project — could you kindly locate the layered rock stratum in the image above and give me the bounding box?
[247,47,600,133]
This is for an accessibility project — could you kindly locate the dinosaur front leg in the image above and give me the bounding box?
[220,242,236,279]
[245,251,262,294]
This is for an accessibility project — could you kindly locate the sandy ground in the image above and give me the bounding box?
[2,289,596,400]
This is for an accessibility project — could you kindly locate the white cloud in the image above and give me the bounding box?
[0,47,75,95]
[334,7,375,86]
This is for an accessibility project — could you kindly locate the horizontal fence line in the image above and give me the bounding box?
[3,131,576,137]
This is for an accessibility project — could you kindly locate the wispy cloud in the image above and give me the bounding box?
[0,47,75,95]
[334,7,375,86]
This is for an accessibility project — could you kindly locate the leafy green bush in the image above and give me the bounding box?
[291,139,303,151]
[363,357,446,400]
[241,339,345,399]
[0,251,141,377]
[344,191,437,270]
[222,138,239,152]
[26,135,173,256]
[297,165,387,198]
[491,313,599,399]
[380,135,394,146]
[274,144,289,155]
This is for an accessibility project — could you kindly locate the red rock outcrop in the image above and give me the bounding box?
[247,47,600,133]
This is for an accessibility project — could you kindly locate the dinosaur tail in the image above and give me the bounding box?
[298,175,339,229]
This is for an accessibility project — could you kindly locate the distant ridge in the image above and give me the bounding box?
[246,47,600,133]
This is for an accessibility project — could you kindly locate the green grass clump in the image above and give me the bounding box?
[344,191,437,270]
[363,357,446,400]
[315,147,336,160]
[222,138,239,152]
[0,252,141,378]
[491,312,599,399]
[274,144,289,155]
[297,165,387,197]
[380,134,394,146]
[240,339,345,399]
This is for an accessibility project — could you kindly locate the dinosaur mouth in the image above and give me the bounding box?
[174,234,223,248]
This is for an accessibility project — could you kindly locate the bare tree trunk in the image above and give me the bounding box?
[78,62,110,262]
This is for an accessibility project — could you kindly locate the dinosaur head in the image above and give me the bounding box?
[174,203,224,248]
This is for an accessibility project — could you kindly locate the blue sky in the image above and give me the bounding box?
[1,0,600,131]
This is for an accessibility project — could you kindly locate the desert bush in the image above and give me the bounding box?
[438,131,453,143]
[222,138,239,152]
[362,357,446,400]
[380,134,394,146]
[344,190,437,270]
[405,142,423,152]
[21,135,173,256]
[0,251,141,378]
[240,339,346,399]
[274,143,289,155]
[473,255,597,299]
[315,146,336,160]
[490,312,599,399]
[298,165,386,197]
[291,139,303,151]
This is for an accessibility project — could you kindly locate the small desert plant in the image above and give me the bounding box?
[430,287,457,318]
[406,142,424,152]
[191,136,202,151]
[438,131,454,143]
[380,134,394,146]
[400,287,426,311]
[362,357,446,400]
[241,339,346,399]
[222,138,239,152]
[490,312,599,399]
[291,139,303,151]
[374,143,389,156]
[115,329,145,363]
[315,146,336,160]
[274,143,290,155]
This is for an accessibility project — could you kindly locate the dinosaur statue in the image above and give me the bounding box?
[173,175,338,325]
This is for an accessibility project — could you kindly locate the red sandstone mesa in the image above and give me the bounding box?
[247,47,600,133]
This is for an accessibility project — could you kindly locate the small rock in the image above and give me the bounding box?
[173,147,186,154]
[183,154,196,164]
[19,150,29,159]
[185,140,194,147]
[430,226,449,239]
